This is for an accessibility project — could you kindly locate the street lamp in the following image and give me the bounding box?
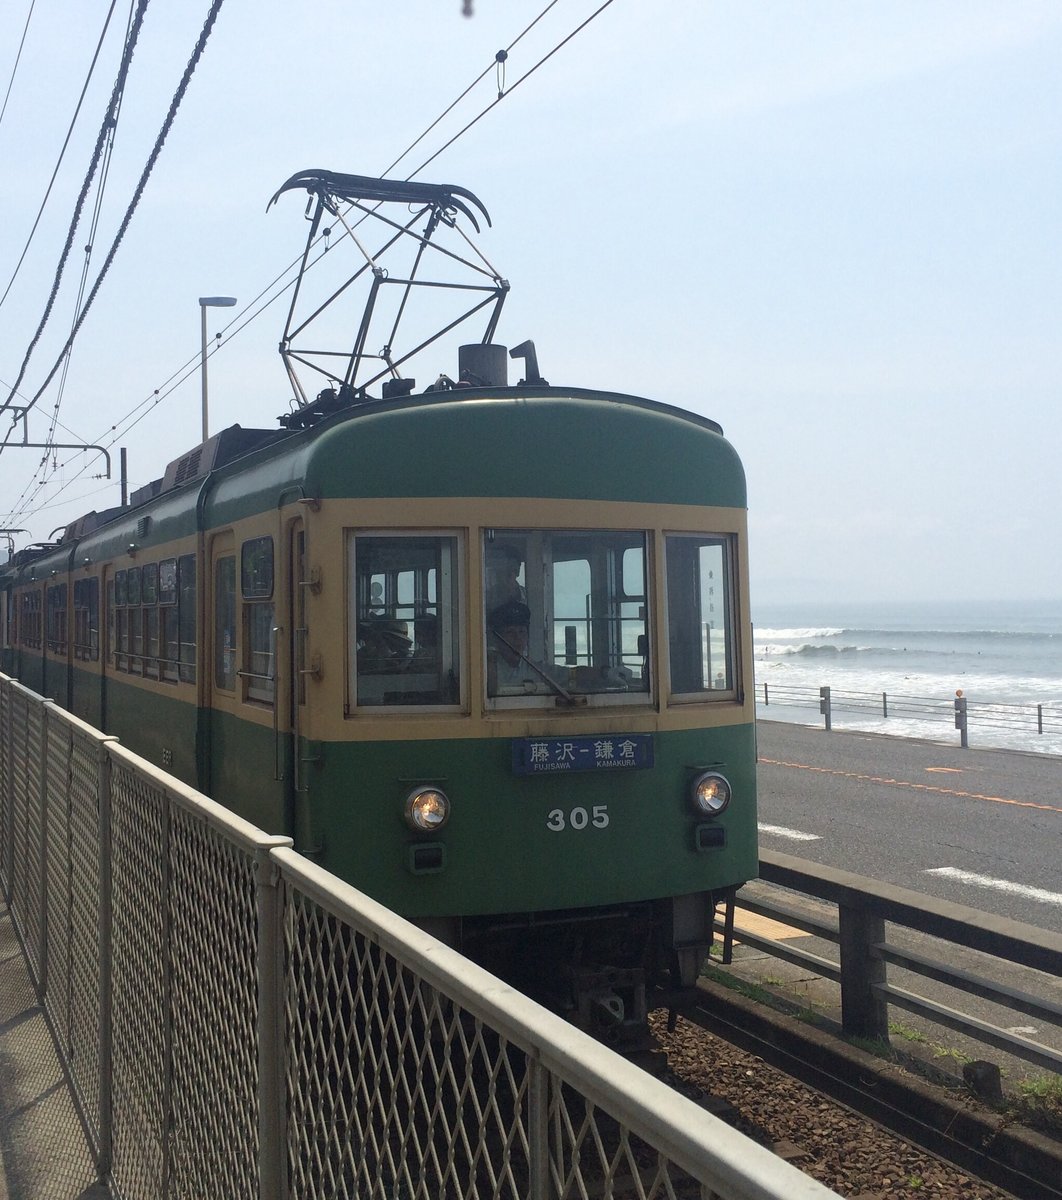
[199,296,237,442]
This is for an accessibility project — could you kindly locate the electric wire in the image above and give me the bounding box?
[2,0,616,533]
[0,0,151,415]
[2,0,227,452]
[0,0,35,131]
[1,0,228,524]
[0,0,122,314]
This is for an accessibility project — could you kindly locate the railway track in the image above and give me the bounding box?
[650,977,1062,1200]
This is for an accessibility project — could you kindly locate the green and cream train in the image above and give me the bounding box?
[0,362,757,1030]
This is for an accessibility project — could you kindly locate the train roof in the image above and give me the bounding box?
[2,383,745,575]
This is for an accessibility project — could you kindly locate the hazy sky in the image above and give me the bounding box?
[1,1,1059,608]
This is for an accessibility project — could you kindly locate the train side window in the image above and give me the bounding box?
[159,558,179,682]
[665,534,738,699]
[106,580,115,665]
[349,533,461,708]
[127,567,143,675]
[177,554,196,684]
[74,579,99,662]
[215,555,237,691]
[46,584,68,655]
[27,589,42,648]
[114,570,128,671]
[142,564,159,678]
[241,538,274,705]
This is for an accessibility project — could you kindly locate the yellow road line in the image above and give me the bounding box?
[760,757,1062,815]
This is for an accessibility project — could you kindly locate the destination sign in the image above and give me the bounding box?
[511,734,654,776]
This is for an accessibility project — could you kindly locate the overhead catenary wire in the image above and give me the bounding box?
[2,0,227,430]
[0,0,152,417]
[0,0,229,525]
[2,0,617,532]
[0,0,36,131]
[0,0,122,315]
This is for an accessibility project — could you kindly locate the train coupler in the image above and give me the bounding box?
[567,965,648,1045]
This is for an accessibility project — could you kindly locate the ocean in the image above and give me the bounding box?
[751,599,1062,755]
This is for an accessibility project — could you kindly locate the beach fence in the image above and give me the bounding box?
[757,680,1062,751]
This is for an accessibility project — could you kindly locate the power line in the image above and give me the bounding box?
[0,0,122,314]
[2,0,617,531]
[0,0,151,416]
[0,0,35,131]
[1,0,229,526]
[2,0,228,429]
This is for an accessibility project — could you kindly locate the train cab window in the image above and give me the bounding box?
[46,584,68,655]
[240,538,274,705]
[484,530,650,705]
[73,579,99,662]
[665,534,737,699]
[349,533,461,708]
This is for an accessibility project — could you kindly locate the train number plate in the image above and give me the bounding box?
[511,734,653,776]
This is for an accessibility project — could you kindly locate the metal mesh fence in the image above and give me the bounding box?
[66,723,105,1143]
[279,856,834,1200]
[1,674,839,1200]
[167,800,260,1198]
[110,756,169,1198]
[9,688,42,977]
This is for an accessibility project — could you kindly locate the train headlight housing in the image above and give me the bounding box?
[690,771,731,817]
[404,786,451,832]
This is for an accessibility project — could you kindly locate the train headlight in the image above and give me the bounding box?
[404,787,451,832]
[690,771,731,817]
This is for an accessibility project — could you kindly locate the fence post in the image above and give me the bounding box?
[954,690,968,749]
[882,691,888,719]
[528,1058,549,1200]
[819,685,832,732]
[763,682,769,707]
[256,846,288,1200]
[838,902,889,1041]
[1038,704,1043,735]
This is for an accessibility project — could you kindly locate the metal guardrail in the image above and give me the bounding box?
[0,672,838,1200]
[721,851,1062,1075]
[758,680,1062,749]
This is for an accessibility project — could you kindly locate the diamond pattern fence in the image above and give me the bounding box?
[0,674,839,1200]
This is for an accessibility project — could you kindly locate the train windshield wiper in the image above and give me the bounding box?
[491,632,575,704]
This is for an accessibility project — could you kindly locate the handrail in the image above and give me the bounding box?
[715,850,1062,1074]
[758,679,1062,748]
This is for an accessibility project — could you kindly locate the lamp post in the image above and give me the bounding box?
[199,296,237,442]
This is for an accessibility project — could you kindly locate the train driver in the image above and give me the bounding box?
[487,599,564,695]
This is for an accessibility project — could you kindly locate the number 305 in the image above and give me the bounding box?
[546,805,609,832]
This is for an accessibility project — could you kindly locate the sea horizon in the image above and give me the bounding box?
[749,596,1062,755]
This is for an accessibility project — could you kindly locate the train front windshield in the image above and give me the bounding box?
[484,530,649,701]
[348,527,737,708]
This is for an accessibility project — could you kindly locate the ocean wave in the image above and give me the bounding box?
[760,643,904,658]
[755,623,1060,644]
[754,627,844,641]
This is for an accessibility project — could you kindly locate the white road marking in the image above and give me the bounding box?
[924,867,1062,907]
[758,824,821,842]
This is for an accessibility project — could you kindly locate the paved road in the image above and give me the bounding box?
[755,720,1062,934]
